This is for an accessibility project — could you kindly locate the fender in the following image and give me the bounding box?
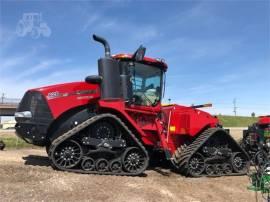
[47,107,96,142]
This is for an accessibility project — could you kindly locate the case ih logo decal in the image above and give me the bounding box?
[47,90,96,100]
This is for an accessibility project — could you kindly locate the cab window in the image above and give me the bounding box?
[130,62,162,106]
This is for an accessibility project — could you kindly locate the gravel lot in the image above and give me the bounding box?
[0,129,263,202]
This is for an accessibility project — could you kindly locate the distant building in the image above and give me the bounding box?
[2,120,16,129]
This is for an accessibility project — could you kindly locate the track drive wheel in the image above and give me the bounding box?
[122,147,148,174]
[51,139,83,169]
[91,121,117,139]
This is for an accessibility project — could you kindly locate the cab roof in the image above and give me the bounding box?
[113,54,168,71]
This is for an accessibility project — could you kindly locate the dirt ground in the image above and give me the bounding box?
[0,129,264,202]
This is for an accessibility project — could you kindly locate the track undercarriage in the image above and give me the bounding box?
[48,114,149,176]
[48,114,249,177]
[172,128,250,177]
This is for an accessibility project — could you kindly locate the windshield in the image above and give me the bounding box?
[130,62,163,106]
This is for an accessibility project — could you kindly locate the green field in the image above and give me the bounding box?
[217,115,258,127]
[0,136,35,149]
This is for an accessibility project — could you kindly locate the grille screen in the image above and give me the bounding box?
[17,91,53,125]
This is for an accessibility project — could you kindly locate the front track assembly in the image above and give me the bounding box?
[48,113,149,176]
[172,128,250,177]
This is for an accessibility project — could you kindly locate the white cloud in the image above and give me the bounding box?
[1,65,97,98]
[14,58,71,79]
[81,14,100,32]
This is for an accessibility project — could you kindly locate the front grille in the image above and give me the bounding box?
[16,91,53,125]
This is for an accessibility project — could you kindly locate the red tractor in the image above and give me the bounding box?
[15,35,249,177]
[241,116,270,165]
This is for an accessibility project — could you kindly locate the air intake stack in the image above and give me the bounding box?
[93,34,121,99]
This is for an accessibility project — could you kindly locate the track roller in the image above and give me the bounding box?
[81,157,95,171]
[110,159,122,173]
[96,158,109,172]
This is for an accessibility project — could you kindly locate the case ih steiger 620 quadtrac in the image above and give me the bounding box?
[15,34,249,177]
[241,116,270,165]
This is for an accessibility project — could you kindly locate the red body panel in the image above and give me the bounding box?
[162,105,218,136]
[258,116,270,125]
[30,82,100,118]
[161,105,219,152]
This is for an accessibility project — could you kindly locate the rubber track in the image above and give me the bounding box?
[172,128,249,177]
[48,113,149,176]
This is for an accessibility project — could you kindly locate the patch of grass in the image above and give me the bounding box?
[0,136,36,149]
[217,115,258,127]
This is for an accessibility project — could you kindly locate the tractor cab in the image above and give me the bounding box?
[113,54,167,107]
[86,35,167,109]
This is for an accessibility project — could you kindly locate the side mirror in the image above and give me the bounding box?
[132,45,146,62]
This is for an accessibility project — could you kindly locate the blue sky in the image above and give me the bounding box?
[0,0,269,116]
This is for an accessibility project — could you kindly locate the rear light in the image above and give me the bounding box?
[169,126,176,132]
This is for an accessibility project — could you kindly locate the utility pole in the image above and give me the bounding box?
[233,98,237,116]
[1,93,5,104]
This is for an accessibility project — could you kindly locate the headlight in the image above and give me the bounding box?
[15,111,32,118]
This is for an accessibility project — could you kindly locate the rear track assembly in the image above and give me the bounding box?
[172,128,250,177]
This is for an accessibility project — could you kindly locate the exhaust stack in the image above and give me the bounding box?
[93,34,111,58]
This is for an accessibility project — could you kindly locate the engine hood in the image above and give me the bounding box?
[29,81,100,118]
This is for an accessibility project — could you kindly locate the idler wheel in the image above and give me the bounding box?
[188,153,205,177]
[52,140,83,169]
[231,152,249,173]
[122,147,148,174]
